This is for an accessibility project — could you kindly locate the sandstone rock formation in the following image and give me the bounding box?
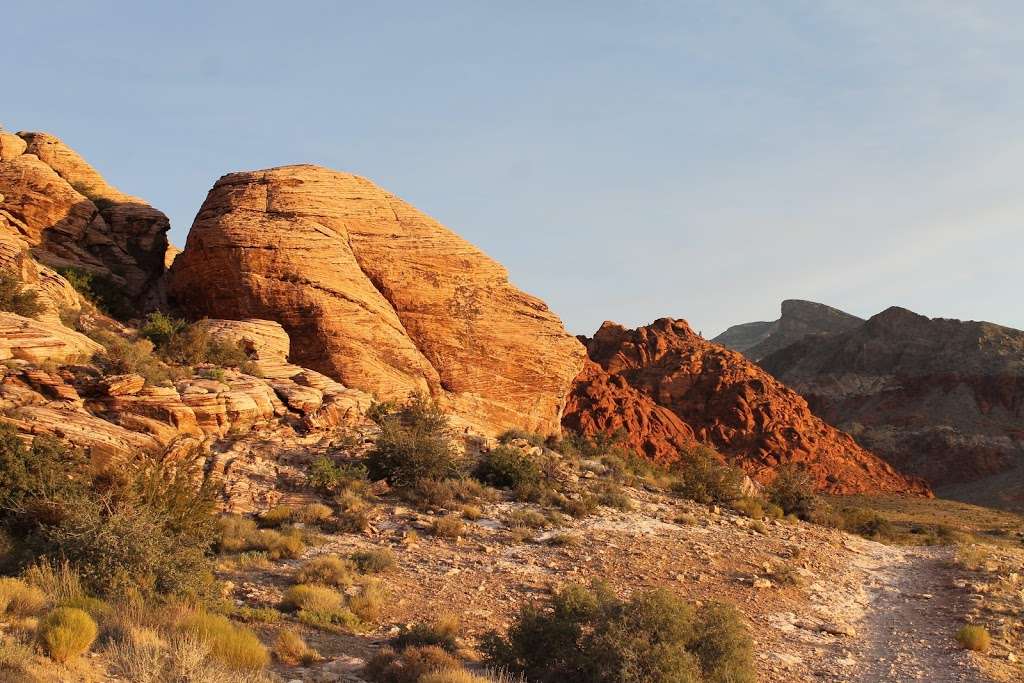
[168,165,586,436]
[566,318,929,494]
[761,307,1024,510]
[713,299,864,361]
[0,130,170,306]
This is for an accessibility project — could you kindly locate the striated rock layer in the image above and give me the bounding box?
[0,130,170,306]
[762,307,1024,510]
[565,318,929,495]
[713,299,864,361]
[168,165,585,436]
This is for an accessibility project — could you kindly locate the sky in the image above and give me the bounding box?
[3,1,1023,336]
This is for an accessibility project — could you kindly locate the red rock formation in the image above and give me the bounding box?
[168,165,586,436]
[566,318,929,495]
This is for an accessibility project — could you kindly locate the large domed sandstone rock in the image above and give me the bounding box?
[761,307,1024,510]
[0,131,170,305]
[567,318,929,495]
[168,165,586,436]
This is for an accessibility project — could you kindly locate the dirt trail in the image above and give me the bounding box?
[853,545,992,683]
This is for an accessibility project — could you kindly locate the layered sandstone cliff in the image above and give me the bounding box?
[566,318,929,494]
[168,165,586,436]
[761,307,1024,510]
[0,130,170,306]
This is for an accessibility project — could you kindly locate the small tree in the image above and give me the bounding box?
[765,464,816,519]
[671,445,745,505]
[366,395,460,488]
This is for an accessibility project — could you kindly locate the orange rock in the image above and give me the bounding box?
[168,165,585,435]
[567,318,930,495]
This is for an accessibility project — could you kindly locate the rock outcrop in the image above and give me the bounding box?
[761,307,1024,510]
[0,130,170,306]
[713,299,864,361]
[168,165,586,436]
[566,318,929,495]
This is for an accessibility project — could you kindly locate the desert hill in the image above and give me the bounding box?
[713,299,864,361]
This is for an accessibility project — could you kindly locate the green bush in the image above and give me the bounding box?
[364,645,461,683]
[0,273,44,318]
[38,607,97,663]
[138,310,187,348]
[58,267,133,320]
[308,456,368,493]
[475,446,543,490]
[765,464,816,519]
[483,583,754,683]
[671,446,745,505]
[497,429,548,448]
[91,331,173,385]
[366,395,461,488]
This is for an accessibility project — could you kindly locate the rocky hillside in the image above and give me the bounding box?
[762,307,1024,511]
[168,165,586,437]
[714,299,864,361]
[0,130,171,308]
[564,318,929,495]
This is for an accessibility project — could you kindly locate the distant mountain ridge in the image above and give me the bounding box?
[713,299,864,361]
[756,305,1024,512]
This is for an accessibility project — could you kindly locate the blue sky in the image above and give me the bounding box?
[4,1,1022,335]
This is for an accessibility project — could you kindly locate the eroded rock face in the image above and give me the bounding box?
[168,165,586,436]
[761,307,1024,510]
[567,318,929,495]
[0,131,170,306]
[713,300,864,361]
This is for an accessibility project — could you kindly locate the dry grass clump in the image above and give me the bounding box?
[294,502,334,525]
[273,627,320,666]
[296,555,357,587]
[283,584,344,613]
[955,625,991,653]
[334,489,374,533]
[364,644,462,683]
[419,669,490,683]
[768,562,802,587]
[0,578,48,617]
[348,579,386,623]
[506,509,546,529]
[430,516,465,539]
[955,546,992,572]
[37,607,98,663]
[547,533,582,547]
[391,614,461,653]
[592,481,632,511]
[258,504,294,528]
[178,611,269,671]
[460,505,482,521]
[107,628,275,682]
[351,548,396,574]
[555,494,598,519]
[22,560,83,606]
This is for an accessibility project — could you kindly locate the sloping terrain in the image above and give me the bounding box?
[713,299,864,361]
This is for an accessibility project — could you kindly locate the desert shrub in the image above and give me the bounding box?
[296,555,356,587]
[0,431,217,600]
[671,446,745,505]
[955,624,991,652]
[179,611,269,671]
[430,516,465,539]
[91,331,173,385]
[282,584,344,613]
[364,645,461,683]
[475,446,543,489]
[497,429,548,448]
[838,508,895,541]
[157,320,253,370]
[391,614,461,653]
[294,502,333,525]
[420,669,490,683]
[138,311,187,348]
[593,481,632,511]
[955,545,991,571]
[0,636,36,682]
[58,267,133,319]
[22,559,83,606]
[765,464,816,519]
[0,577,47,616]
[347,579,386,623]
[483,583,754,683]
[38,607,97,663]
[547,533,582,547]
[366,395,461,488]
[217,515,260,553]
[768,562,802,587]
[0,273,44,318]
[308,456,368,493]
[273,627,319,666]
[556,494,598,519]
[258,504,293,528]
[552,431,631,462]
[732,497,763,519]
[351,548,396,574]
[507,509,547,529]
[461,504,482,521]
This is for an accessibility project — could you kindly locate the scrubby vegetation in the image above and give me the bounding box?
[367,394,462,488]
[37,606,98,663]
[955,624,991,653]
[140,312,258,373]
[391,614,461,653]
[365,644,463,683]
[670,445,746,505]
[483,582,754,683]
[0,272,44,318]
[58,266,134,320]
[475,445,544,490]
[764,464,817,519]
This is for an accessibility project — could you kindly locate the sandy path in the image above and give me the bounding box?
[854,546,992,683]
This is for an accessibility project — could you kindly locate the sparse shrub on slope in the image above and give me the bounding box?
[364,644,461,683]
[483,583,754,683]
[391,614,461,653]
[671,445,745,505]
[0,272,44,318]
[366,394,461,488]
[475,446,543,490]
[765,464,817,519]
